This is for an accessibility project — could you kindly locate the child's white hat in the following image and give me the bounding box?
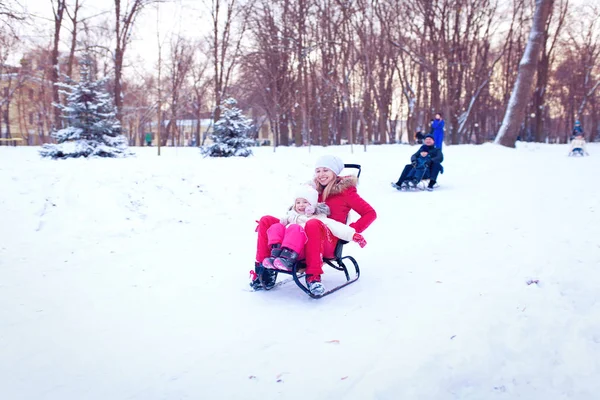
[294,185,318,206]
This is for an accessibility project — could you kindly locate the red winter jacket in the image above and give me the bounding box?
[314,175,376,234]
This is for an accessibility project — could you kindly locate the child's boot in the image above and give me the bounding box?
[273,247,300,271]
[262,244,282,269]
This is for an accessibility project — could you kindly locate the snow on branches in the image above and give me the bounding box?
[40,57,133,159]
[201,98,255,158]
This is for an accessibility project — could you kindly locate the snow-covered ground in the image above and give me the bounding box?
[1,143,599,400]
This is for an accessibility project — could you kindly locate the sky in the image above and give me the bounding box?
[9,0,595,71]
[13,0,213,68]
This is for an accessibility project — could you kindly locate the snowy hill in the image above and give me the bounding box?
[1,143,599,400]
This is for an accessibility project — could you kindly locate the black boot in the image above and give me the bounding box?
[261,267,278,290]
[249,262,263,290]
[427,179,436,191]
[271,243,282,257]
[249,261,278,291]
[273,247,300,271]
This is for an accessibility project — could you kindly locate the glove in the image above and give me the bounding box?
[352,233,367,248]
[305,205,315,216]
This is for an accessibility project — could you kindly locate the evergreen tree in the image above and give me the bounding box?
[40,57,133,159]
[201,98,254,157]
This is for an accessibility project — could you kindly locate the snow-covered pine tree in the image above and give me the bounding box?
[40,57,133,159]
[201,98,254,157]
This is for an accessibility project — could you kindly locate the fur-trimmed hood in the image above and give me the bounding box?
[311,175,358,197]
[308,173,376,234]
[315,202,331,216]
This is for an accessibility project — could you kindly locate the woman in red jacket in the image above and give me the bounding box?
[251,155,377,295]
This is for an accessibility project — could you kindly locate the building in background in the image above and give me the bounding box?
[1,58,54,146]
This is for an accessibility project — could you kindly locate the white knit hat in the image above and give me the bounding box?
[315,155,344,175]
[294,185,318,207]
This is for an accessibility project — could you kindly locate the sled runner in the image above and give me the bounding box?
[259,164,362,299]
[568,149,588,157]
[391,179,439,191]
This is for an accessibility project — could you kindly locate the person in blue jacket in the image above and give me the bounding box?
[430,113,445,149]
[570,120,583,140]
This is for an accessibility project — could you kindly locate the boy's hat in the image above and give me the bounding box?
[315,155,344,175]
[419,147,430,153]
[424,134,434,140]
[294,185,318,207]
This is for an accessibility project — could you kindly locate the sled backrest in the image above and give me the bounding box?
[342,163,361,179]
[330,163,362,260]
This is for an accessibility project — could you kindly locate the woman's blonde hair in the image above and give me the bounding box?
[315,176,338,202]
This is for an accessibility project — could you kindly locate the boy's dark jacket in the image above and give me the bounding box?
[411,145,443,165]
[414,155,431,169]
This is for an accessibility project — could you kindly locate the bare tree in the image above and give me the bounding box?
[191,43,211,146]
[65,0,83,78]
[155,3,162,154]
[50,0,66,129]
[79,16,113,75]
[0,26,20,143]
[495,0,554,147]
[571,6,600,121]
[165,34,193,146]
[209,0,251,122]
[243,0,296,147]
[532,0,568,142]
[114,0,157,124]
[0,0,25,24]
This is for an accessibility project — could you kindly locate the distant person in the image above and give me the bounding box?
[570,120,583,141]
[415,131,424,144]
[431,113,445,149]
[145,132,152,146]
[569,133,589,157]
[395,147,432,190]
[391,134,443,191]
[572,120,584,139]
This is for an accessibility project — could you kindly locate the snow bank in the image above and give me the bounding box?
[1,143,599,400]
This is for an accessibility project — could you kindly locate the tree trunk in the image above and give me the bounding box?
[495,0,554,147]
[66,0,81,79]
[114,0,153,127]
[279,113,290,146]
[114,47,123,123]
[51,0,66,130]
[533,46,549,142]
[195,100,201,147]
